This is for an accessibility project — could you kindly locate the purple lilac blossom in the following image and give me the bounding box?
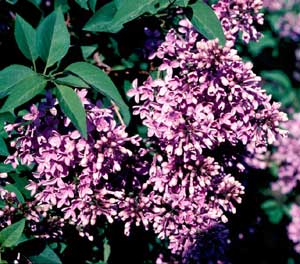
[288,204,300,253]
[263,0,298,11]
[278,12,300,41]
[127,19,286,257]
[270,114,300,194]
[213,0,264,46]
[4,89,149,238]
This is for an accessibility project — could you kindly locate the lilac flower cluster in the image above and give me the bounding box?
[270,114,300,194]
[127,19,286,257]
[288,204,300,253]
[4,90,148,238]
[155,224,230,264]
[213,0,264,46]
[278,12,300,41]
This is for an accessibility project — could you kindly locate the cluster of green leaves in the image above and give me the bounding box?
[83,0,225,45]
[0,8,131,139]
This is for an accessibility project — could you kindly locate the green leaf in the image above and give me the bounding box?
[0,163,14,173]
[261,70,292,90]
[267,208,284,224]
[3,184,25,203]
[56,75,89,88]
[0,75,47,114]
[75,0,89,10]
[15,15,38,62]
[261,199,278,210]
[55,84,87,139]
[54,0,70,12]
[10,174,31,199]
[81,45,98,59]
[30,245,62,264]
[6,0,18,4]
[65,62,131,125]
[103,238,110,263]
[176,0,189,7]
[88,0,97,12]
[248,32,277,56]
[190,0,226,46]
[0,65,36,99]
[288,258,295,264]
[83,1,118,32]
[84,0,170,33]
[0,137,9,156]
[0,219,26,248]
[113,0,122,9]
[15,234,33,246]
[26,0,41,9]
[37,9,70,68]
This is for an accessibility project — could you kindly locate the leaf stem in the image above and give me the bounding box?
[32,60,37,73]
[110,100,125,126]
[43,65,48,75]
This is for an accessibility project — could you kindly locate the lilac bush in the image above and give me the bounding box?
[0,0,294,262]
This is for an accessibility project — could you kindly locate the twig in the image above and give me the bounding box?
[110,100,125,126]
[93,52,112,73]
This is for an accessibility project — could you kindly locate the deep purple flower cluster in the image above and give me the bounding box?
[288,204,300,253]
[4,90,148,238]
[127,19,286,257]
[213,0,264,46]
[143,27,162,59]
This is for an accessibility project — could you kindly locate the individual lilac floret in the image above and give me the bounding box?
[5,90,147,236]
[278,12,300,41]
[288,204,300,253]
[213,0,264,45]
[270,114,300,194]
